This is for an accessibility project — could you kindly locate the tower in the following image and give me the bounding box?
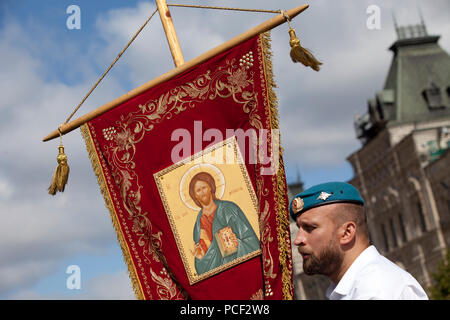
[348,16,450,290]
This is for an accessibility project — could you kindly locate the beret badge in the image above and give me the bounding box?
[317,191,332,201]
[292,197,304,214]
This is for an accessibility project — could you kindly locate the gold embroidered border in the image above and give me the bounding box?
[80,34,291,299]
[80,124,145,300]
[85,117,186,299]
[259,32,293,300]
[98,54,263,296]
[81,52,263,299]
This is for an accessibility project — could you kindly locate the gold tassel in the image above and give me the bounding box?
[282,11,322,71]
[288,28,322,71]
[48,127,70,195]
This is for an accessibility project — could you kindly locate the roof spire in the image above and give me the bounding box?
[296,165,302,184]
[392,7,428,40]
[417,4,428,35]
[392,11,398,29]
[392,10,401,39]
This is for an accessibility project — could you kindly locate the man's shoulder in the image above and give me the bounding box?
[353,252,426,299]
[358,254,410,282]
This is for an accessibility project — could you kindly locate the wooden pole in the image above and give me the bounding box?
[42,4,309,142]
[156,0,185,67]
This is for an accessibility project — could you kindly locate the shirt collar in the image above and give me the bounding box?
[326,245,379,299]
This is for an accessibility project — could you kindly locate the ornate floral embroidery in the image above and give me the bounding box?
[150,268,184,300]
[259,200,276,283]
[102,126,116,141]
[102,58,265,262]
[84,35,293,299]
[239,51,254,69]
[100,57,264,298]
[118,59,262,142]
[250,288,264,300]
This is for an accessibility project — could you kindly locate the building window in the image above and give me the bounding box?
[398,214,408,243]
[422,82,444,110]
[417,202,427,233]
[381,223,389,252]
[389,218,398,248]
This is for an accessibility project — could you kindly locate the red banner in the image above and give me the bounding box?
[81,33,293,300]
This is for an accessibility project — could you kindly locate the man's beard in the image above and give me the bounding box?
[302,240,343,277]
[199,194,212,206]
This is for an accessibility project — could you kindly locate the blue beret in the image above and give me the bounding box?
[289,182,364,220]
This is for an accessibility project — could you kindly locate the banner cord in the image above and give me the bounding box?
[64,5,282,124]
[167,4,281,14]
[64,9,159,124]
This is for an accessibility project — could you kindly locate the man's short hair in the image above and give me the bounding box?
[331,203,369,238]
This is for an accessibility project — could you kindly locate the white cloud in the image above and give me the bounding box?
[94,2,171,88]
[0,190,118,295]
[7,270,135,300]
[0,10,127,298]
[0,176,13,199]
[80,271,136,300]
[0,259,58,295]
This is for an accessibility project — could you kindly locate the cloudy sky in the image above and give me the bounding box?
[0,0,449,299]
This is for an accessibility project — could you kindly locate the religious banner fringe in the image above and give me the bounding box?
[80,32,293,300]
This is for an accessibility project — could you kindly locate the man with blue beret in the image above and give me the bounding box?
[290,181,428,300]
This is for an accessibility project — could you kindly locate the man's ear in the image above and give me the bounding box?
[339,221,357,245]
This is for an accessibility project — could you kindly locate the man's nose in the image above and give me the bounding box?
[293,228,306,246]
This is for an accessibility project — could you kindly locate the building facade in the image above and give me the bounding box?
[289,21,450,299]
[348,21,450,290]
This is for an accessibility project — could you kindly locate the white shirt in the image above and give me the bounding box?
[326,246,428,300]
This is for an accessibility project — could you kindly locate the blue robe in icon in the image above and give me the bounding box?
[193,200,260,275]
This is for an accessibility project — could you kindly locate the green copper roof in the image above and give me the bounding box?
[383,34,450,123]
[355,26,450,145]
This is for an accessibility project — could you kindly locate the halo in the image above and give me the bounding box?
[179,163,225,211]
